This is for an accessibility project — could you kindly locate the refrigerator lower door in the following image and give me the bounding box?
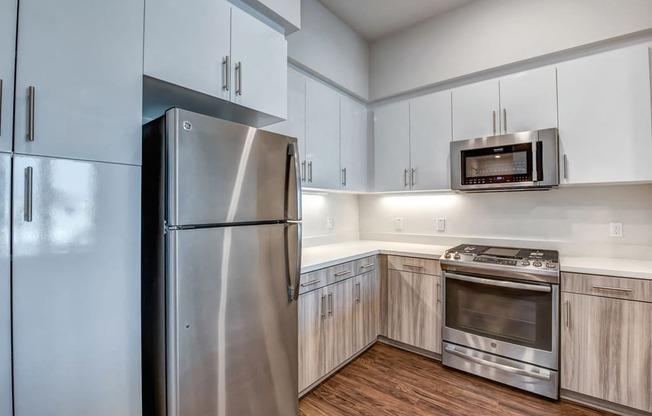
[168,223,298,416]
[0,153,10,416]
[164,108,301,226]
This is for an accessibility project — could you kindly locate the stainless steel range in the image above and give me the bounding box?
[440,244,560,399]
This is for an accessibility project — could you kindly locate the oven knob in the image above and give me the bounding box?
[444,251,451,259]
[533,261,542,267]
[546,262,556,268]
[453,253,461,260]
[520,260,531,266]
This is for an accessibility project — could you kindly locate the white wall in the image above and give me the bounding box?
[370,0,652,100]
[358,185,652,260]
[288,0,369,100]
[302,192,360,247]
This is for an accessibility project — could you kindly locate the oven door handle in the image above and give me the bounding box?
[445,272,551,293]
[445,345,551,381]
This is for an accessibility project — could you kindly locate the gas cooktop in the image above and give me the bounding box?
[440,244,560,283]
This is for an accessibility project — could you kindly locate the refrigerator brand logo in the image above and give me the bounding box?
[183,121,192,131]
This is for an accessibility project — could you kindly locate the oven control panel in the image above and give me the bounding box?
[440,244,560,276]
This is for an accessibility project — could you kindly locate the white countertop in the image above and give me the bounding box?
[302,240,652,280]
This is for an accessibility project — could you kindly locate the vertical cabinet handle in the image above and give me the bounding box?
[307,161,313,183]
[341,168,347,187]
[0,79,3,135]
[437,282,441,303]
[222,56,230,91]
[27,86,35,141]
[503,108,507,133]
[563,154,568,180]
[492,110,496,136]
[356,282,361,303]
[328,292,333,316]
[411,168,416,187]
[404,169,409,188]
[321,294,326,319]
[565,300,571,328]
[235,62,242,96]
[24,167,33,222]
[301,161,306,182]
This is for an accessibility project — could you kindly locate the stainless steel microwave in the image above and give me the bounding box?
[450,128,559,191]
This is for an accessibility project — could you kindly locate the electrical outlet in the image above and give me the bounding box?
[394,218,404,231]
[609,222,623,238]
[436,218,446,232]
[326,217,334,230]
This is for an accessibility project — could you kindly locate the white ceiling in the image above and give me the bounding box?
[317,0,477,42]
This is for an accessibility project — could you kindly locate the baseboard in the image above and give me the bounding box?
[561,390,652,416]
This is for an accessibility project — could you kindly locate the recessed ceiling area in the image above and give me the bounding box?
[317,0,477,42]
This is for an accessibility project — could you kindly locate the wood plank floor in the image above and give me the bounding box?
[299,343,614,416]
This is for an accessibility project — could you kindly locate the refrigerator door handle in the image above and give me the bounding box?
[286,142,302,221]
[286,222,302,301]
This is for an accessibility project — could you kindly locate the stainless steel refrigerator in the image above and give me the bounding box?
[142,108,302,416]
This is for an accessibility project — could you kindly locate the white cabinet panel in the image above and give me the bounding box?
[410,91,452,190]
[557,45,652,184]
[231,7,287,119]
[305,78,340,189]
[452,79,499,141]
[14,0,143,165]
[340,96,368,191]
[144,0,231,102]
[0,153,10,416]
[0,0,16,153]
[12,156,141,416]
[374,102,410,192]
[500,66,558,134]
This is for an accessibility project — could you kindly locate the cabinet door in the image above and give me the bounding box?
[387,270,437,352]
[231,7,287,119]
[499,66,557,134]
[432,275,442,354]
[305,78,340,189]
[329,278,354,371]
[298,288,327,392]
[561,293,652,412]
[14,0,143,165]
[452,79,499,140]
[12,156,141,416]
[353,271,379,353]
[557,45,652,184]
[0,0,16,153]
[144,0,231,102]
[264,68,306,160]
[410,91,452,190]
[0,154,10,416]
[373,102,410,191]
[340,96,368,191]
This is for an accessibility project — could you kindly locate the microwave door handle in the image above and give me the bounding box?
[535,141,544,182]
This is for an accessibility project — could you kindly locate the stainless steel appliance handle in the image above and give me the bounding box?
[328,292,333,316]
[286,143,302,220]
[360,263,375,269]
[445,272,551,293]
[24,167,33,222]
[503,108,507,133]
[445,345,551,381]
[334,270,351,277]
[411,168,416,187]
[300,279,320,287]
[222,56,230,91]
[592,285,632,293]
[286,222,302,301]
[235,62,242,96]
[27,86,35,141]
[492,111,496,135]
[563,154,568,180]
[321,295,326,319]
[356,282,361,303]
[404,169,408,187]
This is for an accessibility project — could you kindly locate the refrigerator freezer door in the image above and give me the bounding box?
[168,223,298,416]
[12,155,141,416]
[166,108,301,226]
[0,153,10,416]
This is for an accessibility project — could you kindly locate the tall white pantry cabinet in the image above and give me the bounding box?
[3,0,143,415]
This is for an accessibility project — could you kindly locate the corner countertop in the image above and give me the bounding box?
[302,240,652,280]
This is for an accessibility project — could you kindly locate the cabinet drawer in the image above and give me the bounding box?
[562,272,652,303]
[353,256,377,274]
[299,261,356,294]
[387,255,440,276]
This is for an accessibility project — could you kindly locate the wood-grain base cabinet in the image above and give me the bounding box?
[386,269,442,354]
[561,292,652,412]
[352,271,380,354]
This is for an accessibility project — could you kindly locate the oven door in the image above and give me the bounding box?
[443,271,559,370]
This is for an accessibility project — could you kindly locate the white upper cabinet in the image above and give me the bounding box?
[452,79,499,141]
[452,67,558,140]
[374,102,410,192]
[410,91,452,190]
[305,77,340,189]
[499,66,557,134]
[340,96,368,192]
[0,154,10,416]
[230,7,287,119]
[144,0,231,102]
[144,0,287,121]
[557,44,652,184]
[0,0,16,153]
[13,0,143,165]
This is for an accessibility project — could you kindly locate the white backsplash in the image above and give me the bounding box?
[301,192,360,247]
[358,184,652,260]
